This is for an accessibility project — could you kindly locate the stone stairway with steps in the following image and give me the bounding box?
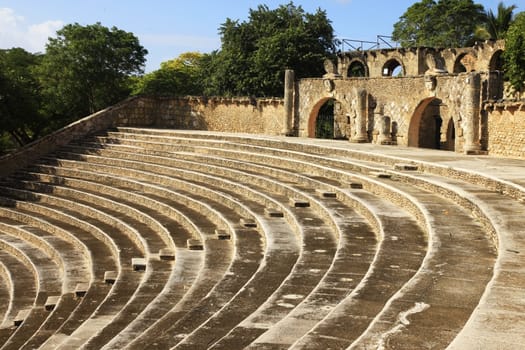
[0,127,523,349]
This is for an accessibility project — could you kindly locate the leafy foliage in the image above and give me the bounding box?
[38,22,147,123]
[475,2,517,40]
[0,48,45,147]
[392,0,486,48]
[503,11,525,92]
[206,2,337,97]
[132,52,204,95]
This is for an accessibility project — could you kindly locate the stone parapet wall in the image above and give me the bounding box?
[0,96,285,178]
[485,102,525,158]
[0,96,139,178]
[117,96,285,134]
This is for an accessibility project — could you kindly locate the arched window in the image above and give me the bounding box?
[347,60,367,77]
[382,59,404,76]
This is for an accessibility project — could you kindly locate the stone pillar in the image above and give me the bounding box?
[283,69,295,136]
[378,115,393,144]
[350,88,368,143]
[464,72,482,154]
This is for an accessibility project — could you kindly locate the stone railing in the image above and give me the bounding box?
[0,95,285,178]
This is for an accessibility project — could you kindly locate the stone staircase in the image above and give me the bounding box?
[0,127,523,349]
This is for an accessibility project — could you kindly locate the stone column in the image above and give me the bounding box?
[378,115,392,144]
[283,69,295,136]
[350,88,368,143]
[464,72,482,154]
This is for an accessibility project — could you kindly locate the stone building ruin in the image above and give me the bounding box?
[285,40,511,154]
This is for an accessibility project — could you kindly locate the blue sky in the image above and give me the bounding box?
[0,0,521,72]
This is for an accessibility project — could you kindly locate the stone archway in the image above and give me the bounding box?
[444,118,456,151]
[382,58,404,76]
[308,97,332,138]
[409,97,452,150]
[308,97,349,139]
[347,59,368,77]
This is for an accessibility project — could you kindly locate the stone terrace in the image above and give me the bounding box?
[0,128,524,349]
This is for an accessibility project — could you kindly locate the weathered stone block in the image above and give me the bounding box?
[215,229,231,240]
[316,189,337,198]
[75,283,89,297]
[45,296,60,311]
[14,309,31,327]
[240,218,257,227]
[159,248,175,260]
[104,270,118,284]
[187,239,204,250]
[132,258,147,271]
[265,208,284,217]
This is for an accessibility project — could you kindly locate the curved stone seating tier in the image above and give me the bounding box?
[0,262,12,326]
[0,126,523,348]
[111,129,503,346]
[0,247,37,346]
[116,128,523,349]
[0,179,178,349]
[48,149,328,348]
[13,163,238,349]
[0,199,117,349]
[0,234,64,349]
[60,140,438,350]
[15,152,279,348]
[67,141,424,349]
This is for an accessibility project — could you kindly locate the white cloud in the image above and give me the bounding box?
[0,7,63,53]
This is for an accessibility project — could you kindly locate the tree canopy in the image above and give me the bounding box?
[483,2,517,40]
[38,22,147,122]
[132,52,205,96]
[0,48,44,147]
[392,0,486,48]
[204,2,337,97]
[503,11,525,93]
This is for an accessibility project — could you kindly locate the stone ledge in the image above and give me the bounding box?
[187,239,204,250]
[104,271,118,284]
[45,296,60,311]
[132,258,147,271]
[215,229,231,240]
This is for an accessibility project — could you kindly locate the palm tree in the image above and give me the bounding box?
[478,2,517,40]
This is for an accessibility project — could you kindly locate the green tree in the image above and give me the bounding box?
[0,48,45,147]
[133,52,204,95]
[38,22,147,124]
[207,2,337,97]
[475,2,517,40]
[503,11,525,93]
[392,0,486,48]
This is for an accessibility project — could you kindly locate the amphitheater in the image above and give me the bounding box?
[0,42,524,350]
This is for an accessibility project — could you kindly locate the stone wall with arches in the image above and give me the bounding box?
[289,40,511,155]
[295,73,482,153]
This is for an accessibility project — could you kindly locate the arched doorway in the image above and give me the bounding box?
[308,98,335,138]
[487,49,504,100]
[316,99,335,139]
[419,114,443,149]
[408,97,453,150]
[444,118,456,151]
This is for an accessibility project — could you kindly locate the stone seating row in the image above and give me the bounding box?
[1,131,384,348]
[92,131,497,349]
[69,138,426,348]
[50,144,348,348]
[116,127,523,349]
[0,127,520,348]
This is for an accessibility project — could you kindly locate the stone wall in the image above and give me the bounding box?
[296,73,481,153]
[485,102,525,158]
[118,96,285,134]
[0,96,285,178]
